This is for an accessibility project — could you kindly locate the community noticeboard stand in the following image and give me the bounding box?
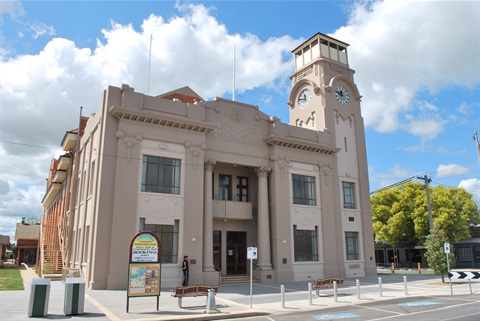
[126,231,161,313]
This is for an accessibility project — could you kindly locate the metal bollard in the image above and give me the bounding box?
[308,282,313,305]
[403,276,408,295]
[356,279,360,299]
[281,285,285,308]
[333,281,338,302]
[379,277,383,297]
[468,279,472,294]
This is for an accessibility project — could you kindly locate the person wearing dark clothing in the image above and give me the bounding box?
[182,256,189,286]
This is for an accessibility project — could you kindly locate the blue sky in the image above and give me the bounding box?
[1,0,479,243]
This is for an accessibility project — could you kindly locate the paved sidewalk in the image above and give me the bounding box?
[0,265,479,321]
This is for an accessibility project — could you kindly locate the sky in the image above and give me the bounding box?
[1,0,479,244]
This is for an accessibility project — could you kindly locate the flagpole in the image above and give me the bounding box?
[146,34,152,95]
[232,45,235,101]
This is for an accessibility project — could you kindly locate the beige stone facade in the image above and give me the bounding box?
[43,32,376,290]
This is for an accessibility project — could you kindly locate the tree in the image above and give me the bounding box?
[372,182,478,247]
[424,229,456,282]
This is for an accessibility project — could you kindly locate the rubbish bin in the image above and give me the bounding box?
[28,278,51,317]
[64,277,85,315]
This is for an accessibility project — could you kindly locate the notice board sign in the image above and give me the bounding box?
[130,231,160,262]
[127,231,161,312]
[128,262,161,297]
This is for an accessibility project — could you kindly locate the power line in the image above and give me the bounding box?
[370,176,415,195]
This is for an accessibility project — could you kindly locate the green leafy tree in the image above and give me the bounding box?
[424,229,456,282]
[372,182,478,248]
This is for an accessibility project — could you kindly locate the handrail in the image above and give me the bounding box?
[253,263,263,271]
[214,265,222,284]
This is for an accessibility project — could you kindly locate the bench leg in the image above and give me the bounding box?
[316,289,319,297]
[178,297,183,308]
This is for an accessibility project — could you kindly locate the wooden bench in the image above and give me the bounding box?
[170,285,219,308]
[312,277,344,296]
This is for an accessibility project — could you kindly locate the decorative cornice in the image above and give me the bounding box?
[110,105,216,133]
[265,135,340,155]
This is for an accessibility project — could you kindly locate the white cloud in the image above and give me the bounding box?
[459,178,480,205]
[0,0,25,18]
[30,22,56,39]
[436,164,471,178]
[332,0,480,139]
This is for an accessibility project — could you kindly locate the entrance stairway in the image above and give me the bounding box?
[220,275,261,285]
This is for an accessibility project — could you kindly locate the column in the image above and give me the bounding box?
[203,159,216,272]
[255,166,272,270]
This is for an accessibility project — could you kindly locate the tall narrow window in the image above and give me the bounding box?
[345,231,359,260]
[88,160,95,195]
[236,176,248,202]
[294,225,318,261]
[219,174,232,200]
[292,174,316,206]
[144,220,179,263]
[342,181,356,209]
[141,155,181,194]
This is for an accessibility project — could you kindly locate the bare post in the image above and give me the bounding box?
[356,279,360,299]
[308,282,313,305]
[333,281,338,302]
[379,277,383,297]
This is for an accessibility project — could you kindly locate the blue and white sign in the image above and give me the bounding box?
[247,246,257,259]
[444,242,450,254]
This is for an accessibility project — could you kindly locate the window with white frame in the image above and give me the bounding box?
[294,225,318,261]
[141,155,181,194]
[292,174,316,206]
[345,231,359,260]
[342,181,356,209]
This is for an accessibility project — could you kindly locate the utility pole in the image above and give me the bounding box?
[417,175,433,232]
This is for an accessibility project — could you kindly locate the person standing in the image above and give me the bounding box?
[182,256,189,286]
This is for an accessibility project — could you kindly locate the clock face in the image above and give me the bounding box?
[335,86,349,105]
[298,88,312,109]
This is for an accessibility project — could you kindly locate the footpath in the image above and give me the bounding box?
[0,264,478,321]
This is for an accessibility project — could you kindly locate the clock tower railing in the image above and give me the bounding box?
[293,33,349,71]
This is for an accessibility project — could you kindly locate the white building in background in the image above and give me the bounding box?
[42,32,376,290]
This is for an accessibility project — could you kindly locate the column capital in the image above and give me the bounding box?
[255,166,271,177]
[204,159,216,171]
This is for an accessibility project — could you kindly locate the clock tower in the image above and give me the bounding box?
[287,33,376,278]
[287,32,361,131]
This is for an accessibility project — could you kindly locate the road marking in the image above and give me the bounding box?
[369,300,478,320]
[85,293,121,321]
[313,312,360,320]
[398,301,442,307]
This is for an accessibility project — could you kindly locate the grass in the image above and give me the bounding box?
[0,268,25,291]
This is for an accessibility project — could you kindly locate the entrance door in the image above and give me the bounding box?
[226,231,247,275]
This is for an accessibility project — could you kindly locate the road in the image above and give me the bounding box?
[234,294,480,321]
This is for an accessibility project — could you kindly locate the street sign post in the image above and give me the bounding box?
[444,242,453,295]
[247,246,257,308]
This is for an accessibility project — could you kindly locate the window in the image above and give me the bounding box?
[236,176,248,202]
[219,174,232,200]
[345,231,359,260]
[141,155,181,194]
[294,225,318,261]
[342,181,356,209]
[142,219,179,263]
[457,247,472,262]
[475,247,480,262]
[88,160,95,195]
[292,174,316,206]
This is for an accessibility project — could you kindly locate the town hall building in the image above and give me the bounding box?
[41,33,377,290]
